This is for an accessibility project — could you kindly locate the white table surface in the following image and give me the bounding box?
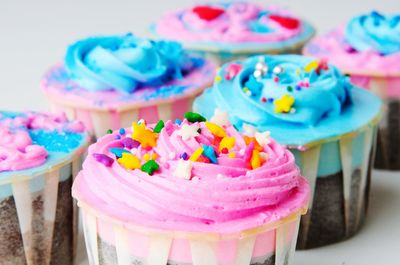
[1,1,400,264]
[75,170,400,265]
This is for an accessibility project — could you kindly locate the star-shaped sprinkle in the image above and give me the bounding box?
[210,109,230,127]
[177,124,200,140]
[244,75,263,97]
[219,136,235,151]
[132,122,158,148]
[93,153,114,167]
[141,160,160,175]
[202,145,218,164]
[274,94,295,113]
[244,136,263,151]
[184,112,206,123]
[117,153,141,170]
[173,160,193,180]
[242,124,257,136]
[255,131,271,147]
[205,122,226,138]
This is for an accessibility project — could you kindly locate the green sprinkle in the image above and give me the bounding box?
[141,160,160,175]
[106,129,113,134]
[287,86,293,92]
[197,128,202,133]
[184,112,206,123]
[153,120,165,133]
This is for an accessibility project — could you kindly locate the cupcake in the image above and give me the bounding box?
[304,11,400,170]
[0,111,88,264]
[72,113,309,264]
[42,34,216,139]
[151,1,315,64]
[193,55,382,249]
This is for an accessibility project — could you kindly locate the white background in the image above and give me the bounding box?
[1,1,400,264]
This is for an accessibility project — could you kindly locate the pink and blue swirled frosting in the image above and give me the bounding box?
[73,118,309,233]
[0,111,86,173]
[65,34,200,94]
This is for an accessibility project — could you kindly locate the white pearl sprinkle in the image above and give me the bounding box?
[273,66,284,75]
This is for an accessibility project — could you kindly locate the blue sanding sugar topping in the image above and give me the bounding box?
[29,129,84,153]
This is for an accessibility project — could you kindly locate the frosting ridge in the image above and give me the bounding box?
[65,34,196,93]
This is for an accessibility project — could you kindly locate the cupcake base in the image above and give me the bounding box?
[350,75,399,170]
[297,168,370,249]
[96,238,285,265]
[375,100,400,170]
[0,178,73,265]
[293,123,377,249]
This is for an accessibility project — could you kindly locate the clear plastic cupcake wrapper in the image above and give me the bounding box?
[291,121,379,249]
[0,154,84,265]
[351,75,400,170]
[79,203,307,265]
[49,95,197,140]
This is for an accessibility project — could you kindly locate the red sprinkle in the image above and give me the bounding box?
[273,76,280,83]
[261,97,267,103]
[192,6,225,21]
[269,15,300,29]
[221,148,229,154]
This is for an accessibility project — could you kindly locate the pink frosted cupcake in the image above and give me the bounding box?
[73,113,309,264]
[304,11,400,170]
[152,1,315,64]
[0,111,88,265]
[42,34,216,139]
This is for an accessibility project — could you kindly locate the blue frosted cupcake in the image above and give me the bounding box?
[194,55,382,248]
[0,111,88,264]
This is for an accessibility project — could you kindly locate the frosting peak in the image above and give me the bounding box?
[65,34,196,94]
[73,113,309,232]
[345,11,400,55]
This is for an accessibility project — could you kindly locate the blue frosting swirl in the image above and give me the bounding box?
[196,55,351,127]
[194,55,381,146]
[345,11,400,55]
[65,34,196,93]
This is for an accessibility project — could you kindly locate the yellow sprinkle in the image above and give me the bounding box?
[205,122,226,138]
[304,60,319,73]
[228,152,236,158]
[189,147,204,161]
[219,137,236,151]
[152,153,158,160]
[243,87,249,92]
[132,122,158,148]
[117,153,141,170]
[215,75,222,82]
[251,150,261,169]
[274,94,295,113]
[143,153,151,161]
[295,69,301,75]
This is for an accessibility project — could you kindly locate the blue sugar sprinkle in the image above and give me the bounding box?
[109,147,130,158]
[29,129,83,153]
[202,145,217,164]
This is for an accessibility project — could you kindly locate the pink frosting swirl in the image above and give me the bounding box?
[0,112,85,172]
[155,2,304,43]
[73,118,309,233]
[304,27,400,77]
